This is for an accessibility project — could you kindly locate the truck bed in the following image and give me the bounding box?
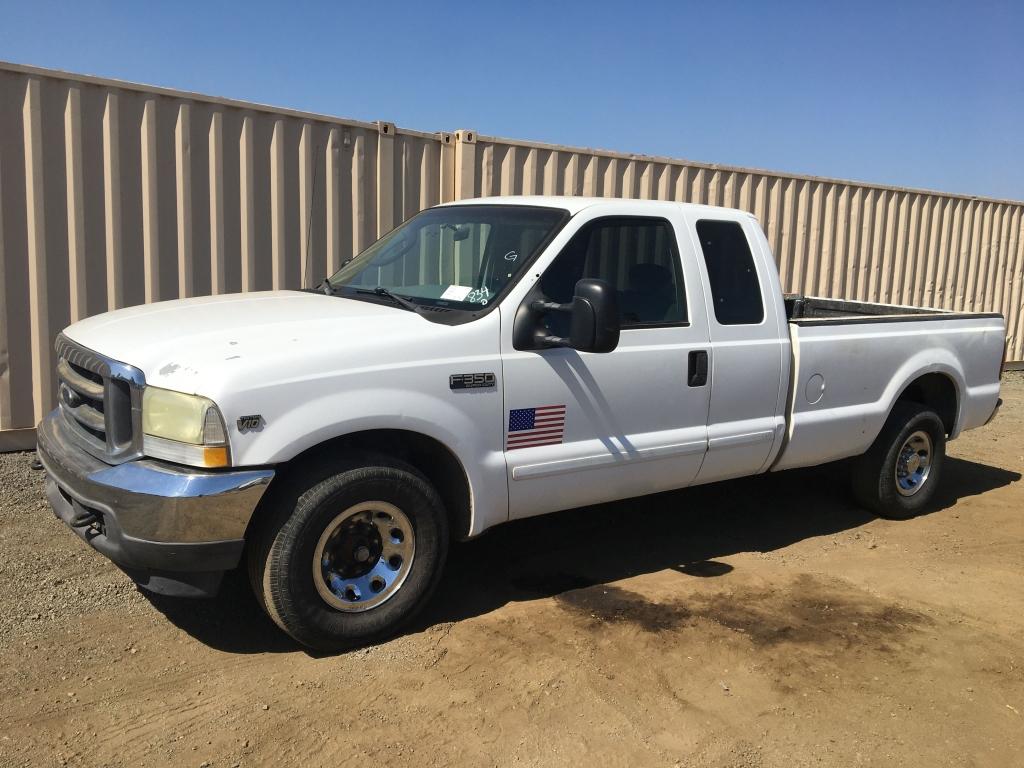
[773,296,1005,473]
[784,294,1002,324]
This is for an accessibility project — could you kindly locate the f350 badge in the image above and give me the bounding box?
[449,372,496,390]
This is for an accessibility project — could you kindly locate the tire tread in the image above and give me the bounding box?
[246,452,448,650]
[851,401,946,520]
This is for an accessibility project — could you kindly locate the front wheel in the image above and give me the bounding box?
[851,402,946,520]
[248,457,449,651]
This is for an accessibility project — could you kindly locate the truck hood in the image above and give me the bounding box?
[62,290,453,394]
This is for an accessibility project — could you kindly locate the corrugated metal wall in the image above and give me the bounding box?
[1,61,1022,447]
[0,63,453,445]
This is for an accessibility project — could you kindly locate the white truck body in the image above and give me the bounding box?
[58,197,1004,535]
[38,196,1004,647]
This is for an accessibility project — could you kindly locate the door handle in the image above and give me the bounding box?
[688,350,708,387]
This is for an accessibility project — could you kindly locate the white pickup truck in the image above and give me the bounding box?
[38,196,1005,650]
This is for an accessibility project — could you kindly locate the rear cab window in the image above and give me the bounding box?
[695,219,764,325]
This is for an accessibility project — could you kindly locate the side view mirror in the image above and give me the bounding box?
[568,278,620,352]
[529,278,620,353]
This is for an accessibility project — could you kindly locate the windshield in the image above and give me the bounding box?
[327,205,568,310]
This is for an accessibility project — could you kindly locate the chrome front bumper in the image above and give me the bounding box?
[37,409,274,597]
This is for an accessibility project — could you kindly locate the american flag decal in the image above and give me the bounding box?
[507,405,567,450]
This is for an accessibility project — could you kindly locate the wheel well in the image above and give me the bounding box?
[895,373,958,434]
[262,430,473,541]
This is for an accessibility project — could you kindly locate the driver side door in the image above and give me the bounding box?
[500,213,712,520]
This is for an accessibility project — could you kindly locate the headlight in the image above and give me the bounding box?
[142,386,230,468]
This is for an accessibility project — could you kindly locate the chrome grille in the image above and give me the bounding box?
[55,334,145,464]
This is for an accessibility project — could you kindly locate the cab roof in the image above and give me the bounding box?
[439,195,755,218]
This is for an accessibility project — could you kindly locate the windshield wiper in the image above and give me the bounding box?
[354,286,421,313]
[317,277,334,295]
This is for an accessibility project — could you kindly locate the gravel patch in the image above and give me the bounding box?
[0,451,147,648]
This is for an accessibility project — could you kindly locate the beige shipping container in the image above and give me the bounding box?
[0,63,454,448]
[1,61,1021,449]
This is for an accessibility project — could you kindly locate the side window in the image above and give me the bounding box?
[695,219,764,325]
[540,217,687,331]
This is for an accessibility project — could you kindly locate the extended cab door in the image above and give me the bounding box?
[499,205,712,520]
[685,213,789,483]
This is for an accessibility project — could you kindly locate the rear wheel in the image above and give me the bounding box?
[248,456,449,651]
[851,402,946,520]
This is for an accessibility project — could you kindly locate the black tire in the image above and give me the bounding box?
[247,455,449,651]
[851,402,946,520]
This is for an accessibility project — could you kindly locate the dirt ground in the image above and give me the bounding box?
[1,376,1022,768]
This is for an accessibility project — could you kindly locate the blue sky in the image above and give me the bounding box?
[2,0,1022,200]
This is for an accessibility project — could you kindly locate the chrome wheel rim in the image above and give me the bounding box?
[895,430,933,497]
[312,501,415,612]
